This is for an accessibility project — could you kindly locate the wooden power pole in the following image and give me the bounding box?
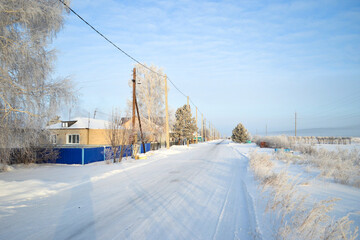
[135,97,146,154]
[295,112,297,137]
[164,75,170,149]
[266,124,267,136]
[187,96,190,147]
[132,68,136,143]
[209,122,211,140]
[204,118,206,141]
[131,67,146,154]
[196,107,198,143]
[201,114,203,142]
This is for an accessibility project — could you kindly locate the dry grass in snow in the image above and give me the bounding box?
[274,148,360,188]
[254,135,360,188]
[249,151,359,240]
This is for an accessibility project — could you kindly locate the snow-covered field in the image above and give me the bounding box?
[0,140,359,239]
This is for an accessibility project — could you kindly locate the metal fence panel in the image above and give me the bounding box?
[55,148,82,164]
[84,147,104,164]
[140,143,151,153]
[121,145,133,157]
[53,143,153,165]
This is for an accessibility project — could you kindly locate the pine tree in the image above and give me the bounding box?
[231,123,249,143]
[173,105,197,142]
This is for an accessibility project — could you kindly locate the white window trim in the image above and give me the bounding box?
[62,122,68,128]
[66,134,80,144]
[50,134,57,144]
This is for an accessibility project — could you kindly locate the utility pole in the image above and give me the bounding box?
[295,112,297,137]
[266,124,268,136]
[135,97,146,154]
[204,118,206,142]
[187,96,190,147]
[186,96,192,146]
[131,67,145,154]
[132,68,136,143]
[93,109,97,119]
[201,114,204,142]
[164,75,170,149]
[209,122,211,141]
[196,107,198,143]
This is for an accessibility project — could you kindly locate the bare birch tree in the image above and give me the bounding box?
[128,63,165,142]
[0,0,74,165]
[106,110,130,163]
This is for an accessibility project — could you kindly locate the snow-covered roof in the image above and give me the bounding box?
[46,117,111,130]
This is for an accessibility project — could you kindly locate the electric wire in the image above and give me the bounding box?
[57,0,220,134]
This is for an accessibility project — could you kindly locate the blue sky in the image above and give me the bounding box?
[52,0,360,136]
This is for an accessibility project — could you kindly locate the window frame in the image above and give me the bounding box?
[66,134,80,144]
[50,134,57,144]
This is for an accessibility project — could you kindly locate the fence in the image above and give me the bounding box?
[6,141,183,165]
[54,143,156,165]
[5,141,189,165]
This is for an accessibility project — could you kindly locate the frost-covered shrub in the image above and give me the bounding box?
[253,135,294,149]
[249,151,274,179]
[0,163,14,172]
[274,151,306,165]
[309,148,360,187]
[272,142,360,188]
[294,144,317,155]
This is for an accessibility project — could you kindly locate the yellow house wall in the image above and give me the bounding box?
[50,129,111,145]
[88,129,110,145]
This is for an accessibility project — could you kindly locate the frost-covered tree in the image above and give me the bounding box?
[173,105,197,142]
[0,0,74,165]
[231,123,249,143]
[128,63,166,142]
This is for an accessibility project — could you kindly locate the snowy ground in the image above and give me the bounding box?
[0,140,359,239]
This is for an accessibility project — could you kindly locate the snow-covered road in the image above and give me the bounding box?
[0,140,259,240]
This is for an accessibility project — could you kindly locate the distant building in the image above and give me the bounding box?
[46,117,112,145]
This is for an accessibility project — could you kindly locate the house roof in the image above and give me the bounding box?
[46,117,111,130]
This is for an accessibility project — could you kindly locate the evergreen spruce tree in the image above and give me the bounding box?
[173,105,197,142]
[231,123,249,143]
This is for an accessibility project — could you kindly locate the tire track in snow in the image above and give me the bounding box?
[108,142,223,240]
[212,162,236,239]
[231,146,262,240]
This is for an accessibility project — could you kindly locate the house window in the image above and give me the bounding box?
[50,135,57,144]
[62,122,68,127]
[67,134,80,144]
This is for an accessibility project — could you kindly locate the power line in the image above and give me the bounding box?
[59,0,187,97]
[57,0,220,134]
